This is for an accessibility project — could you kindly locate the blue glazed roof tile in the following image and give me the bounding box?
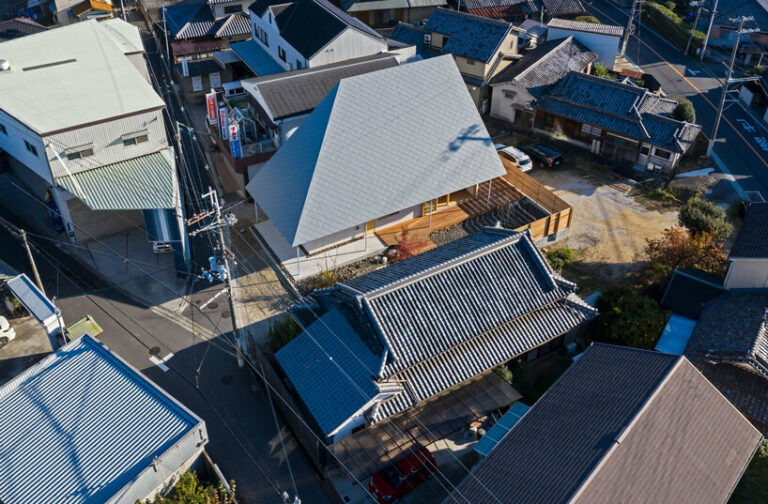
[422,8,513,63]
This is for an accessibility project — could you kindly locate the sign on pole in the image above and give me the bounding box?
[205,91,217,125]
[229,124,242,159]
[182,59,189,77]
[191,75,202,92]
[209,71,221,88]
[218,107,229,140]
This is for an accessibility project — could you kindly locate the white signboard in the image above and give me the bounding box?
[209,72,221,89]
[192,76,203,92]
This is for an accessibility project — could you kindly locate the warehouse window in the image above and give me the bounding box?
[224,5,240,13]
[24,140,37,156]
[122,130,149,146]
[0,123,6,135]
[65,144,95,160]
[278,46,286,62]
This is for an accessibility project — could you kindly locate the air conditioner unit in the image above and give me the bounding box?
[424,33,432,45]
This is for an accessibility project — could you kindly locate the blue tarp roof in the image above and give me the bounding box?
[230,40,284,77]
[655,314,697,355]
[474,402,530,456]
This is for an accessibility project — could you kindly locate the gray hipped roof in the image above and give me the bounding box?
[449,344,762,504]
[242,54,399,122]
[730,202,768,258]
[246,55,506,247]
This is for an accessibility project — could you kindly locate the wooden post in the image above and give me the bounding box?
[296,246,300,276]
[487,179,492,205]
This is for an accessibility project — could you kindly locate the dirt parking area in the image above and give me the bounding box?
[530,168,679,290]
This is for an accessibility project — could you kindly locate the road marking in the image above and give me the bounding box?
[746,190,766,202]
[687,69,700,76]
[149,352,174,372]
[588,2,768,171]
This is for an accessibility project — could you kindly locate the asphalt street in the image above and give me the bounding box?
[585,0,768,200]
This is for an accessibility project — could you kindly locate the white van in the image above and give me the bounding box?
[498,146,533,172]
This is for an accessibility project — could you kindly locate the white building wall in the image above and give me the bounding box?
[547,28,620,69]
[490,85,516,123]
[250,10,307,71]
[212,0,250,18]
[724,259,768,289]
[307,28,387,68]
[374,204,420,230]
[0,109,53,184]
[302,224,365,255]
[46,110,168,177]
[127,53,151,83]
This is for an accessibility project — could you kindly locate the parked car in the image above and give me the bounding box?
[494,143,507,150]
[369,447,436,503]
[0,315,16,348]
[524,144,563,168]
[498,146,533,172]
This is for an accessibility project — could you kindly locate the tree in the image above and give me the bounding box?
[144,472,236,504]
[593,287,666,349]
[671,97,696,123]
[729,440,768,504]
[573,15,601,23]
[393,228,417,262]
[678,195,733,240]
[592,62,613,80]
[642,227,728,289]
[545,247,575,272]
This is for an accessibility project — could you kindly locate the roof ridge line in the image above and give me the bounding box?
[434,6,514,27]
[515,36,574,81]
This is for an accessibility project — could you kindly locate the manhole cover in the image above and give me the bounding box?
[221,310,231,318]
[149,346,161,356]
[221,375,234,385]
[207,302,219,310]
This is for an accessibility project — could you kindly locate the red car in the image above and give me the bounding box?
[369,447,436,503]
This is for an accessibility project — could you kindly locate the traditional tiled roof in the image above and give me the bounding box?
[166,3,250,40]
[246,55,505,247]
[660,268,726,320]
[279,229,596,435]
[465,0,537,19]
[714,0,768,32]
[0,17,46,43]
[730,202,768,258]
[541,0,587,17]
[547,17,624,36]
[242,54,398,121]
[422,8,515,63]
[449,344,762,504]
[686,292,768,378]
[491,36,595,99]
[341,0,446,12]
[538,72,701,152]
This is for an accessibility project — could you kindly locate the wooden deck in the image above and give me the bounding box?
[375,179,525,254]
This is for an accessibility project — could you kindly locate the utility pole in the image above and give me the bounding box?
[187,188,243,368]
[20,229,45,296]
[708,17,759,156]
[685,1,704,56]
[621,0,643,57]
[701,0,720,60]
[163,7,170,66]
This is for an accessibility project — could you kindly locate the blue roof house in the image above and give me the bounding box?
[0,335,208,504]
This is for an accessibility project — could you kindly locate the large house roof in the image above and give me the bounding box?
[449,344,762,504]
[246,55,506,247]
[422,8,514,63]
[0,19,164,135]
[0,335,204,504]
[538,71,701,152]
[686,291,768,378]
[341,0,447,12]
[730,202,768,258]
[541,0,587,17]
[165,2,250,40]
[242,53,399,122]
[464,0,538,20]
[491,36,596,99]
[0,17,46,43]
[277,228,596,435]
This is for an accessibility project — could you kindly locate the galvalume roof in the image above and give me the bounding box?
[246,55,506,247]
[449,344,762,504]
[0,335,203,504]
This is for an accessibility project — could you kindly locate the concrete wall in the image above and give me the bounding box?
[66,198,144,243]
[8,156,51,201]
[724,259,768,289]
[0,109,53,185]
[490,84,518,123]
[548,27,619,69]
[453,55,487,78]
[302,223,365,255]
[308,27,387,68]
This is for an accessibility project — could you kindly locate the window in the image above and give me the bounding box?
[65,145,94,160]
[122,131,149,146]
[653,147,673,160]
[581,123,602,137]
[262,29,269,47]
[269,12,272,23]
[24,140,37,156]
[296,59,303,69]
[465,58,475,66]
[224,5,240,13]
[640,146,650,155]
[278,46,286,62]
[0,123,6,135]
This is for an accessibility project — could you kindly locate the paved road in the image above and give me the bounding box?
[585,0,768,200]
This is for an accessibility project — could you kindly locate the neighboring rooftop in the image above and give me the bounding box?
[449,344,762,504]
[0,17,46,43]
[538,71,701,152]
[165,2,250,40]
[0,19,164,135]
[422,8,515,63]
[246,55,506,247]
[541,0,587,17]
[660,267,726,320]
[242,54,399,122]
[0,335,205,504]
[340,0,446,12]
[464,0,539,19]
[547,17,624,36]
[730,202,768,258]
[230,40,285,76]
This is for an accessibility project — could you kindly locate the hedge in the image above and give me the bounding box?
[643,3,705,54]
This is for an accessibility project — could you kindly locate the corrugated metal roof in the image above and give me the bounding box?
[55,150,176,210]
[449,345,762,504]
[0,17,46,43]
[230,40,286,76]
[246,55,506,247]
[6,273,56,325]
[423,8,513,63]
[547,17,624,36]
[0,335,204,504]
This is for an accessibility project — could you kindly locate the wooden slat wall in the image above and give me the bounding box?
[499,157,571,213]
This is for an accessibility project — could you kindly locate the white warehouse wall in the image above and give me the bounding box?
[547,28,620,69]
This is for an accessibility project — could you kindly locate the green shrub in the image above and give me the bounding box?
[729,440,768,503]
[592,62,613,80]
[663,0,676,10]
[671,97,696,123]
[573,15,601,24]
[646,188,677,202]
[545,247,576,272]
[644,3,705,53]
[495,364,514,384]
[143,471,236,504]
[267,315,301,351]
[679,196,733,240]
[593,287,666,349]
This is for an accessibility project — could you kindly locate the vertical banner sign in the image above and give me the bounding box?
[229,124,242,158]
[181,58,189,77]
[205,91,217,125]
[218,107,229,140]
[209,71,221,88]
[191,75,202,92]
